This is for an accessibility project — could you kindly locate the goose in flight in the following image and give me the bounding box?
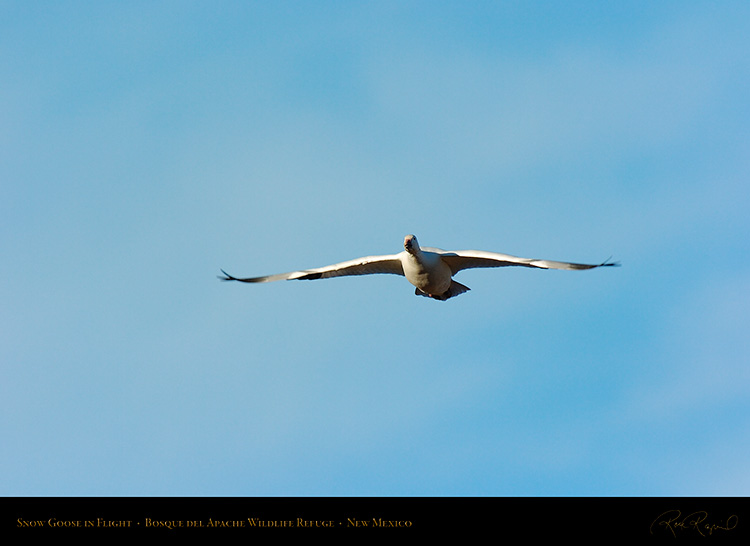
[219,234,618,301]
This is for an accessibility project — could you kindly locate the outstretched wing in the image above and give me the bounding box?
[219,254,405,283]
[435,249,619,276]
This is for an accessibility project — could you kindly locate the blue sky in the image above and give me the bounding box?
[2,1,748,496]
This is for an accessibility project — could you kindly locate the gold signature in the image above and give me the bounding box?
[650,510,738,537]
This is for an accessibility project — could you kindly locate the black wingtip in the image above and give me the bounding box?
[601,256,621,267]
[218,269,235,281]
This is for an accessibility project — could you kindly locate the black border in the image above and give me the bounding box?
[4,497,747,539]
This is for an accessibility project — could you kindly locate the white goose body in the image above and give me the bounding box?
[401,237,453,295]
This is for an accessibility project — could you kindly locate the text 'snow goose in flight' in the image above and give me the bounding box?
[220,235,619,301]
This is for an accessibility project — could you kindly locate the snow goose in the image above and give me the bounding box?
[220,234,618,300]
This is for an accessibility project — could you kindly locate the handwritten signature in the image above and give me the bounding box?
[650,510,738,538]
